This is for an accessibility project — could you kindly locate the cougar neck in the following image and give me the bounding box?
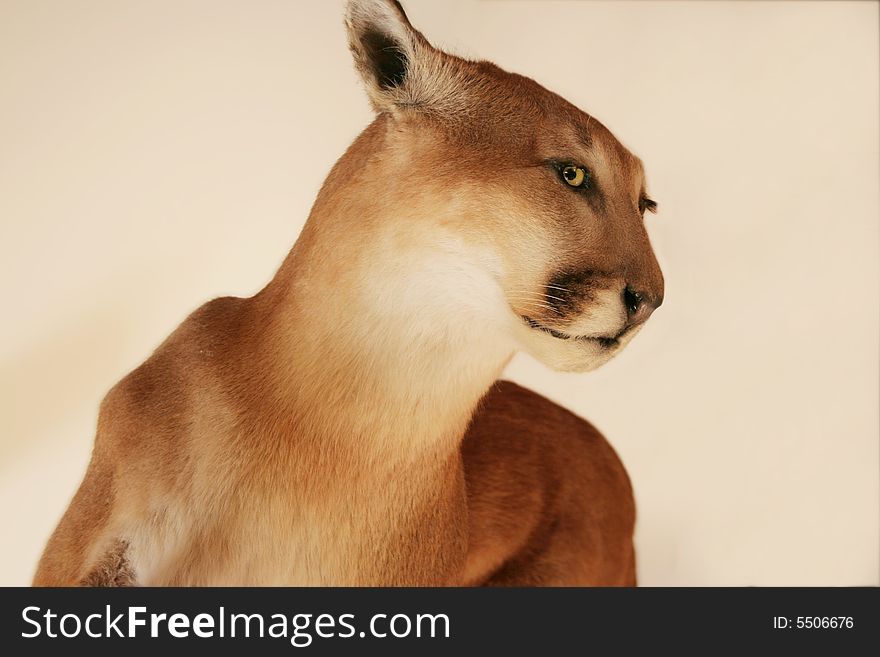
[256,117,516,465]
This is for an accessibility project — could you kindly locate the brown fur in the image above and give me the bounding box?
[34,0,661,587]
[462,381,636,586]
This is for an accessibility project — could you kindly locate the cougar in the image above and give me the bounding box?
[34,0,663,586]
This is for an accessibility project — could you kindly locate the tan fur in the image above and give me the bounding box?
[34,0,662,587]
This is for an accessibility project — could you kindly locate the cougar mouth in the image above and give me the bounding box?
[522,316,620,349]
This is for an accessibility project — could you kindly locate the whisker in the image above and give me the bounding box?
[505,297,563,316]
[505,288,548,295]
[505,297,555,308]
[505,288,567,304]
[506,288,563,299]
[506,298,555,306]
[506,297,556,308]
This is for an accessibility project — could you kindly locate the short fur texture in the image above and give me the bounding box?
[34,0,663,587]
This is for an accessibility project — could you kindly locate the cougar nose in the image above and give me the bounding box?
[623,286,662,327]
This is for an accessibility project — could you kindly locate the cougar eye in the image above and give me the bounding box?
[561,165,587,188]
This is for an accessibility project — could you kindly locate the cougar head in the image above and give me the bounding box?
[335,0,664,373]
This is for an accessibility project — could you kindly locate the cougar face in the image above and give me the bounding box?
[343,0,664,373]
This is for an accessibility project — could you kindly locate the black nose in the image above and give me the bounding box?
[623,286,661,327]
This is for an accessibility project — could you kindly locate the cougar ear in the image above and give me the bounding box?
[345,0,438,113]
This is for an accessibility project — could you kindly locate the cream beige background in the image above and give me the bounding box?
[1,0,877,586]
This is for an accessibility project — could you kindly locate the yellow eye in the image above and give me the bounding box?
[561,165,586,187]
